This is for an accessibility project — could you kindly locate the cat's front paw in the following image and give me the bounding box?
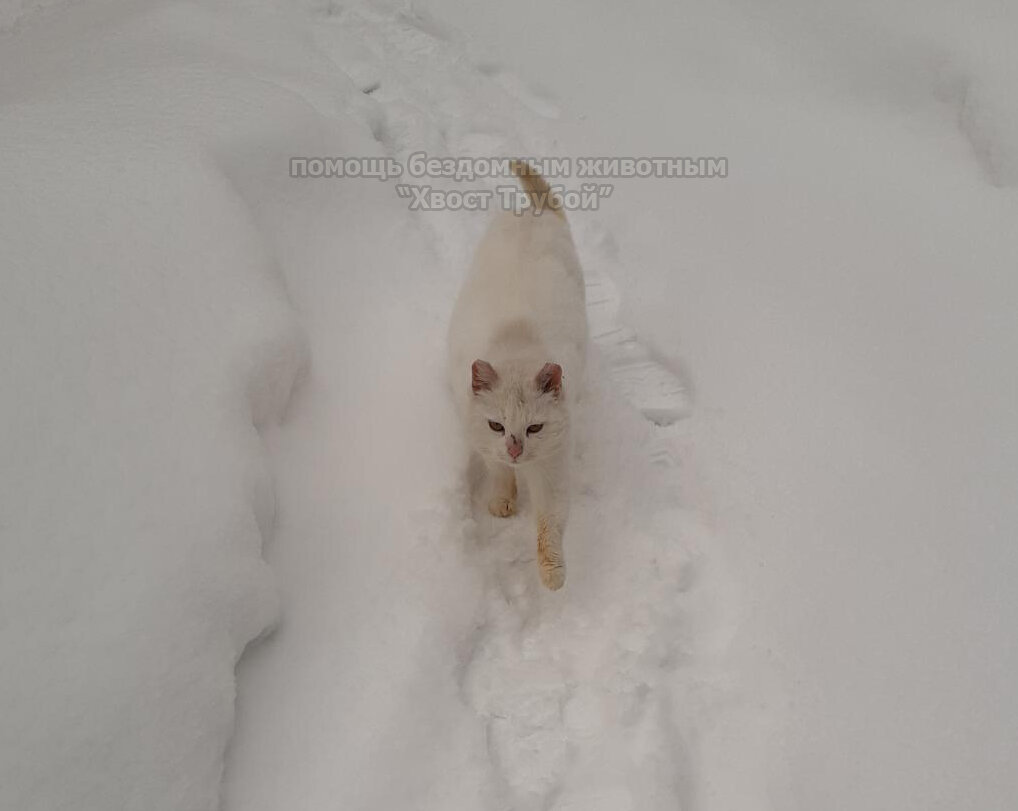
[488,495,516,517]
[537,516,565,590]
[539,561,566,590]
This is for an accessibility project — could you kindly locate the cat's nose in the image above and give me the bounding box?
[507,437,523,459]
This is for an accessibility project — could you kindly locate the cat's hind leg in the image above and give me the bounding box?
[487,462,517,517]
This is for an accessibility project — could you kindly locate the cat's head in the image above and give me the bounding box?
[468,359,567,466]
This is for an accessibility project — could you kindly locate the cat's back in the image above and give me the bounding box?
[459,210,585,331]
[448,209,587,401]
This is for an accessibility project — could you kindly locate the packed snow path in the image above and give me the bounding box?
[223,3,738,810]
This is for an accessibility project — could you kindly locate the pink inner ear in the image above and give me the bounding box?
[472,359,498,393]
[536,362,562,396]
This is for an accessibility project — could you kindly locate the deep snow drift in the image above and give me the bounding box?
[0,4,312,809]
[1,1,1016,810]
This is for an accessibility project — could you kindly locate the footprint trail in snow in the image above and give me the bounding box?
[296,3,725,807]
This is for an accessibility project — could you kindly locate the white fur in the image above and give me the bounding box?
[448,204,587,589]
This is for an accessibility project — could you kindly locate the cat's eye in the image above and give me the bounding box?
[488,420,504,433]
[527,423,544,435]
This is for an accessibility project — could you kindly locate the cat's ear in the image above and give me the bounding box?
[472,360,498,393]
[536,362,562,397]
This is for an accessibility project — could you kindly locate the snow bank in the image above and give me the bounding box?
[0,4,315,809]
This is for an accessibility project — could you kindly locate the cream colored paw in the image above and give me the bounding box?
[488,496,516,517]
[536,515,565,589]
[539,562,565,591]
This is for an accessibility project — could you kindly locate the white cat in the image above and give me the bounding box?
[448,161,588,590]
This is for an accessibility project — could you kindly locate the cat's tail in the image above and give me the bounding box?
[510,159,564,218]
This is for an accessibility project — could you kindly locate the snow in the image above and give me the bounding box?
[1,0,1016,810]
[414,0,1018,807]
[0,5,313,809]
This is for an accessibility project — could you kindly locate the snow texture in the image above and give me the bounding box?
[1,0,1016,810]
